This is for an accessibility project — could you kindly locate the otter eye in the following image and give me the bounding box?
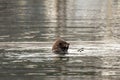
[59,43,62,45]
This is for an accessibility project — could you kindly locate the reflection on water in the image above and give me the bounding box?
[0,0,120,42]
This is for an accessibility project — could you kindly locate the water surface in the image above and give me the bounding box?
[0,0,120,80]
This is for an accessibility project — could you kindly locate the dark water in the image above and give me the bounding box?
[0,0,120,80]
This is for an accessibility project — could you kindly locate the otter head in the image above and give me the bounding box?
[59,41,69,52]
[52,39,70,54]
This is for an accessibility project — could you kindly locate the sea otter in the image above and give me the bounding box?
[52,38,69,54]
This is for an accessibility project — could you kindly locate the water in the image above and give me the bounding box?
[0,42,120,80]
[0,0,119,42]
[0,0,120,80]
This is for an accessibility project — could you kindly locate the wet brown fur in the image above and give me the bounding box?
[52,38,69,54]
